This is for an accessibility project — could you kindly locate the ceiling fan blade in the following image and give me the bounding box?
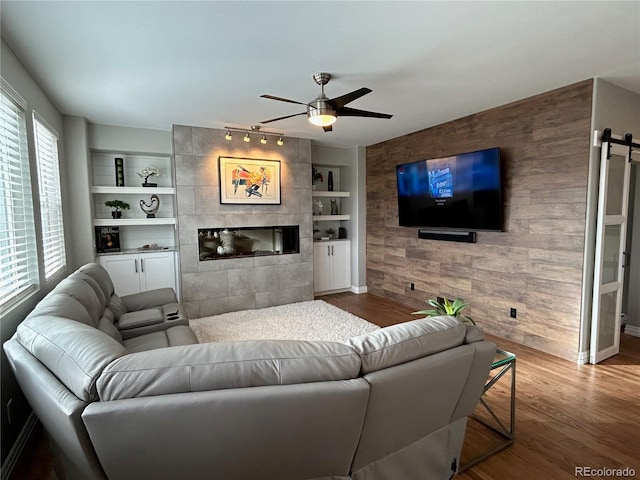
[336,106,393,119]
[322,125,333,132]
[260,112,307,124]
[328,87,372,110]
[260,94,308,106]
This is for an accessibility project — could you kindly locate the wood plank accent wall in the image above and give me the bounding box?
[366,80,594,361]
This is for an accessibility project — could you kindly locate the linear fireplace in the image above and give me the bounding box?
[198,225,300,261]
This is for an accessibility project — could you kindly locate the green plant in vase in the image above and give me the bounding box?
[104,199,130,219]
[412,297,475,325]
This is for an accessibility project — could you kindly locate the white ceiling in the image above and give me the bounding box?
[2,1,639,147]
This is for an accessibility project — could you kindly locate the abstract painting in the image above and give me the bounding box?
[218,157,281,204]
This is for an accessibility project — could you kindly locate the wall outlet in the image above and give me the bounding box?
[510,308,517,319]
[410,282,415,291]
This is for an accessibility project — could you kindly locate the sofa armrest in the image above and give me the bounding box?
[121,288,177,312]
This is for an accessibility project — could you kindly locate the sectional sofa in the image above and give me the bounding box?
[4,263,495,480]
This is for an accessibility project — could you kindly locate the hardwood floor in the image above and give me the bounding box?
[10,293,640,479]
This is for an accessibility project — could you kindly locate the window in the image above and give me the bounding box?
[0,80,38,311]
[33,113,66,280]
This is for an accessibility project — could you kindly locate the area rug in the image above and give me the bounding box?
[190,300,380,344]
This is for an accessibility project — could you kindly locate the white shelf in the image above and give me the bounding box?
[313,215,350,221]
[91,186,175,195]
[93,218,176,227]
[312,191,350,197]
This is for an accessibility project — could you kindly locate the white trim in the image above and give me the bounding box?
[624,324,640,337]
[576,350,590,365]
[0,413,37,480]
[350,285,368,294]
[0,76,27,109]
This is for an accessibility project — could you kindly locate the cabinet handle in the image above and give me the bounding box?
[327,246,330,257]
[141,258,144,273]
[134,259,138,273]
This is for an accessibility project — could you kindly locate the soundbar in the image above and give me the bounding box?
[418,230,477,243]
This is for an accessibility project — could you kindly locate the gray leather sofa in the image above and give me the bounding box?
[4,263,496,480]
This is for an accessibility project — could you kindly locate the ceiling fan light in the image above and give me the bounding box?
[308,113,337,127]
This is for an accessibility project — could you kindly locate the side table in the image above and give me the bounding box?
[459,348,516,472]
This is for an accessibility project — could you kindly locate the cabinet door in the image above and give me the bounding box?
[139,251,176,292]
[331,242,351,289]
[314,243,333,292]
[99,254,142,296]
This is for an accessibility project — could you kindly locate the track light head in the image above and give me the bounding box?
[260,135,267,144]
[243,133,250,142]
[225,130,232,140]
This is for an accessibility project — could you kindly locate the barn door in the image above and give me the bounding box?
[590,139,632,363]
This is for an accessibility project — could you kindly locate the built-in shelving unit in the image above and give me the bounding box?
[311,191,350,198]
[312,164,352,293]
[91,150,177,241]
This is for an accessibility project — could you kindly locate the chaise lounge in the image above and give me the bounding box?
[4,263,495,480]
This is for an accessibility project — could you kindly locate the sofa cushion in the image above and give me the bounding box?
[16,316,127,401]
[69,271,108,311]
[98,316,123,343]
[347,316,466,374]
[97,340,361,400]
[26,293,94,327]
[50,278,103,327]
[118,308,164,330]
[78,262,115,300]
[122,325,198,353]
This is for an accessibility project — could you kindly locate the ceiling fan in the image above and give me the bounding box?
[260,72,393,132]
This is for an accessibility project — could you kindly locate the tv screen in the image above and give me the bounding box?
[396,147,502,231]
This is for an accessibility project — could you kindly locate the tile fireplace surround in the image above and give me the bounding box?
[173,125,314,319]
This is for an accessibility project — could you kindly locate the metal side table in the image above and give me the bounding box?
[460,349,516,472]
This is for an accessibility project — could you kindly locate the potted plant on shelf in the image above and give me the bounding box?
[104,199,130,219]
[312,167,323,190]
[412,297,476,325]
[137,165,161,187]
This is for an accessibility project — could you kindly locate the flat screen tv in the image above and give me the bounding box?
[396,147,502,231]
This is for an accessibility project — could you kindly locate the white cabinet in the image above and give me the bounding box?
[99,251,177,297]
[314,240,351,293]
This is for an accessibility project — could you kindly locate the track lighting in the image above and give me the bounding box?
[223,126,285,146]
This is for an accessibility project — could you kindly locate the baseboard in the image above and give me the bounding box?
[350,285,368,294]
[1,412,38,480]
[576,350,590,365]
[624,324,640,337]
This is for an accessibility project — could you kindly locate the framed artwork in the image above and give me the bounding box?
[95,226,121,253]
[219,157,281,205]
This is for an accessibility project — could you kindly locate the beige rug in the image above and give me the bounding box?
[190,300,380,344]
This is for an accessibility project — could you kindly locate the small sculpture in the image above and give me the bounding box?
[140,194,160,218]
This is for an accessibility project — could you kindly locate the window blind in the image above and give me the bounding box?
[0,82,38,311]
[33,113,66,280]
